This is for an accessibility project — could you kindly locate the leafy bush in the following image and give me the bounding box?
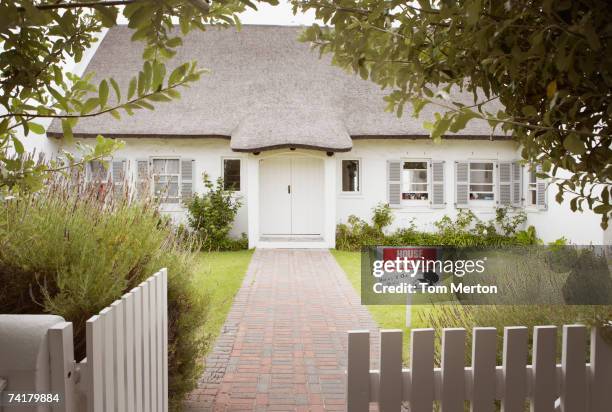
[0,176,209,411]
[186,173,245,251]
[336,206,540,250]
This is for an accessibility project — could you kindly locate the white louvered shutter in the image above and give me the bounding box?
[111,158,127,196]
[430,160,445,208]
[511,161,522,207]
[136,158,149,199]
[455,161,469,207]
[536,165,548,210]
[180,158,195,203]
[387,160,401,208]
[498,162,512,206]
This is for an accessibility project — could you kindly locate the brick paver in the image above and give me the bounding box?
[184,249,379,412]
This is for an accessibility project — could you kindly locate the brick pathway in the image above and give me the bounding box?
[185,249,379,412]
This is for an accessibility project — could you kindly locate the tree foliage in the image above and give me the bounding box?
[293,0,612,228]
[0,0,274,192]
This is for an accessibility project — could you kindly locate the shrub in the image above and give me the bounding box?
[186,173,244,251]
[336,206,538,250]
[0,176,209,411]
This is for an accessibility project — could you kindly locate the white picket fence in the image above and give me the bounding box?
[48,269,168,412]
[347,325,612,411]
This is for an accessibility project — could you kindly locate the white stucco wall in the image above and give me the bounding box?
[335,139,606,244]
[51,137,607,246]
[64,137,249,238]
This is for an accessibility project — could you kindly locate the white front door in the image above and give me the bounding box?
[259,157,324,236]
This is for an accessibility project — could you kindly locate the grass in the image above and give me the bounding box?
[331,249,431,361]
[193,250,254,350]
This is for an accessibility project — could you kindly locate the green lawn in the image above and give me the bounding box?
[331,249,431,361]
[193,250,254,349]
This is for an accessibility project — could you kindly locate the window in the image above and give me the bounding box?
[152,158,180,203]
[469,162,494,201]
[87,160,110,183]
[341,160,360,192]
[223,159,241,191]
[528,168,537,206]
[402,161,429,201]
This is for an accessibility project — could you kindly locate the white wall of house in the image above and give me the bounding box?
[335,139,606,244]
[55,137,606,246]
[64,137,250,238]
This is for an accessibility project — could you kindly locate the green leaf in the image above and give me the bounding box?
[12,136,24,154]
[127,78,137,100]
[521,105,537,117]
[28,122,46,135]
[98,80,109,107]
[81,97,100,115]
[546,80,557,98]
[110,78,121,102]
[61,119,74,141]
[563,133,586,155]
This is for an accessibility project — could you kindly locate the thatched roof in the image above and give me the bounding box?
[48,25,505,152]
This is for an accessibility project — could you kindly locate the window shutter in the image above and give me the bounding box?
[180,158,195,203]
[111,158,127,197]
[498,162,512,206]
[455,161,469,207]
[511,162,522,207]
[387,160,401,208]
[136,158,149,199]
[536,165,548,210]
[430,160,445,208]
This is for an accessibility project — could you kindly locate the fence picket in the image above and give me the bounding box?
[122,292,135,412]
[100,308,115,412]
[501,327,528,412]
[49,322,75,412]
[531,326,557,412]
[112,301,126,412]
[132,287,144,412]
[148,277,158,412]
[141,281,151,412]
[156,273,164,412]
[379,330,403,412]
[560,325,587,412]
[161,269,169,412]
[471,327,497,412]
[590,327,612,412]
[87,315,104,412]
[410,329,435,412]
[346,330,370,412]
[441,328,465,412]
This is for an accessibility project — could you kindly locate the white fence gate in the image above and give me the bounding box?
[49,269,168,412]
[347,325,612,411]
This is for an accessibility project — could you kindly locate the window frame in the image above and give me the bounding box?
[221,157,243,193]
[400,159,431,206]
[527,166,538,208]
[468,160,496,203]
[150,157,181,204]
[339,158,362,195]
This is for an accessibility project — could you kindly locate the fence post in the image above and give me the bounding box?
[560,325,587,412]
[471,327,497,412]
[48,322,76,412]
[347,330,370,412]
[589,327,612,412]
[379,330,403,412]
[501,326,528,412]
[531,326,557,412]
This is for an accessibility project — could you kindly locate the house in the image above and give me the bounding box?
[46,25,608,247]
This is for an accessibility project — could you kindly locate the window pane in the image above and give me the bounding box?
[223,159,241,191]
[470,184,494,192]
[410,184,428,192]
[531,190,537,205]
[470,170,493,184]
[402,192,428,200]
[470,162,493,171]
[470,193,494,200]
[403,161,427,170]
[89,160,108,181]
[410,170,427,184]
[342,160,359,192]
[530,170,537,184]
